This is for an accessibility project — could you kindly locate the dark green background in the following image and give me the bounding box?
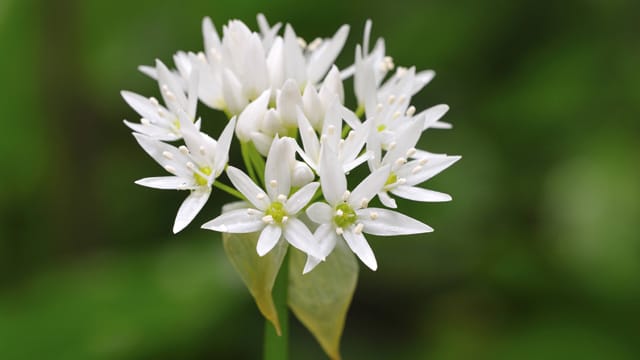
[1,0,639,358]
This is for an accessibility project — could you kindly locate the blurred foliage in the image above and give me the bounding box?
[1,0,639,359]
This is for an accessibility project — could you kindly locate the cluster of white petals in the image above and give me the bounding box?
[123,15,460,272]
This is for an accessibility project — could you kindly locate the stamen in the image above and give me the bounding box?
[269,180,278,188]
[354,223,364,235]
[406,106,416,117]
[342,190,351,201]
[419,158,428,165]
[186,162,196,170]
[327,125,336,135]
[335,227,344,235]
[297,37,307,48]
[307,38,323,51]
[396,66,407,77]
[199,146,206,156]
[406,148,417,157]
[392,111,401,119]
[376,103,384,112]
[179,145,189,154]
[262,215,274,224]
[369,211,379,220]
[395,158,407,166]
[335,209,344,217]
[162,151,173,160]
[281,216,289,223]
[140,118,151,125]
[388,95,396,104]
[164,165,176,173]
[412,165,423,174]
[164,91,176,101]
[161,84,170,92]
[149,97,159,106]
[277,194,287,202]
[360,198,369,208]
[247,209,259,215]
[256,193,266,200]
[398,95,406,103]
[397,178,407,185]
[388,142,397,150]
[197,52,207,62]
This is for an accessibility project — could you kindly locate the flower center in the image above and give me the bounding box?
[334,202,357,228]
[194,166,212,186]
[385,172,397,186]
[376,124,386,132]
[265,201,287,224]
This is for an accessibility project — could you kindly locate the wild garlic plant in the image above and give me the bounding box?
[123,14,459,359]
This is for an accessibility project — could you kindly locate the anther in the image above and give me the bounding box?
[277,194,287,202]
[199,146,206,155]
[354,223,364,235]
[256,193,266,200]
[141,118,151,125]
[297,37,307,48]
[247,209,259,215]
[376,103,384,112]
[262,215,274,224]
[388,142,397,150]
[307,38,323,51]
[335,209,344,217]
[395,158,407,166]
[406,148,417,157]
[419,158,428,165]
[197,52,207,62]
[335,227,344,235]
[397,178,407,185]
[388,95,396,104]
[164,165,176,173]
[149,97,159,106]
[327,125,336,135]
[281,216,289,223]
[269,180,278,188]
[412,165,423,174]
[186,162,196,170]
[392,111,401,119]
[342,190,351,201]
[406,106,416,117]
[369,211,379,220]
[360,198,369,208]
[179,145,189,154]
[162,151,173,160]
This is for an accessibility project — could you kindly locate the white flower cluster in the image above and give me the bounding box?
[123,15,460,272]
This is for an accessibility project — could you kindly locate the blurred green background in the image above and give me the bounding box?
[1,0,639,358]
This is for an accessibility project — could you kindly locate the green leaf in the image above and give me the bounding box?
[288,240,359,360]
[222,232,287,335]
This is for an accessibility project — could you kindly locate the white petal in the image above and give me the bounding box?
[431,121,453,129]
[303,223,338,274]
[302,83,324,128]
[286,182,320,214]
[319,143,346,205]
[276,79,302,127]
[421,104,449,130]
[319,66,345,106]
[121,90,167,123]
[391,186,452,202]
[378,191,397,208]
[264,137,294,199]
[412,69,436,95]
[342,228,377,271]
[202,17,221,55]
[349,165,390,208]
[296,108,320,162]
[133,133,191,178]
[405,155,461,185]
[257,224,282,256]
[173,189,211,233]
[383,119,423,166]
[306,202,332,224]
[201,208,264,233]
[123,120,177,141]
[291,161,315,188]
[213,117,236,176]
[236,88,270,142]
[283,218,320,258]
[283,24,306,85]
[307,25,349,84]
[226,166,269,210]
[356,208,433,236]
[303,256,323,274]
[135,176,191,190]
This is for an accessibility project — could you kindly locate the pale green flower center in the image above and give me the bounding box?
[265,201,287,224]
[376,124,386,132]
[194,166,212,186]
[385,172,397,186]
[334,202,356,228]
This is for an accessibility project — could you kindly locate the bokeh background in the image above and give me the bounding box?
[1,0,639,358]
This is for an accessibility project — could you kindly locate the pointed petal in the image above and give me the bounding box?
[319,143,347,205]
[286,182,320,214]
[135,176,192,190]
[264,137,294,199]
[391,186,452,202]
[257,224,282,256]
[378,191,397,208]
[342,229,377,271]
[307,25,350,84]
[213,117,237,175]
[173,189,211,233]
[349,165,390,208]
[201,208,264,233]
[356,207,433,236]
[421,104,449,130]
[284,218,320,258]
[306,202,333,225]
[405,155,461,185]
[226,166,269,210]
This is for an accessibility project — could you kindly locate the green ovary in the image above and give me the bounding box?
[265,202,287,223]
[333,202,356,228]
[385,172,397,186]
[376,124,386,132]
[194,166,212,186]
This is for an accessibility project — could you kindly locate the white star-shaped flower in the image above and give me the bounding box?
[133,116,236,233]
[304,143,433,273]
[202,137,321,259]
[367,118,461,208]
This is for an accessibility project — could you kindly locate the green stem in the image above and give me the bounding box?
[263,252,289,360]
[212,180,245,200]
[240,141,258,183]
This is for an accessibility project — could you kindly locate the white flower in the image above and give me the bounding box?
[304,144,432,273]
[201,137,321,259]
[122,60,200,141]
[367,117,461,208]
[296,99,370,173]
[133,116,236,233]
